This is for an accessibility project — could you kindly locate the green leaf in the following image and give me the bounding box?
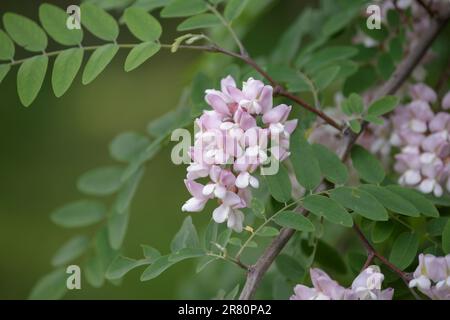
[225,284,240,300]
[350,145,385,184]
[124,7,162,41]
[347,251,367,275]
[273,211,315,232]
[190,72,211,116]
[363,114,384,125]
[114,168,145,214]
[342,93,364,115]
[141,245,161,261]
[443,219,450,254]
[322,7,358,36]
[52,48,83,98]
[387,185,438,218]
[389,232,419,270]
[290,129,322,190]
[349,119,361,133]
[377,52,395,80]
[17,55,48,107]
[330,187,388,221]
[371,221,395,244]
[77,166,124,196]
[368,96,399,117]
[140,255,174,281]
[203,219,218,251]
[82,44,119,85]
[275,254,304,281]
[250,198,265,219]
[196,256,218,273]
[110,132,150,163]
[343,65,377,96]
[265,165,291,203]
[0,29,15,60]
[160,0,208,18]
[171,216,200,252]
[107,209,129,249]
[0,64,11,83]
[124,42,161,72]
[168,247,205,262]
[311,65,340,91]
[426,217,448,236]
[39,3,83,45]
[84,255,104,287]
[304,195,353,227]
[133,0,171,11]
[224,0,248,21]
[256,226,279,237]
[3,13,47,52]
[302,46,359,74]
[51,200,106,228]
[106,256,148,280]
[51,235,90,266]
[80,3,119,41]
[95,227,119,274]
[177,13,221,31]
[389,36,403,62]
[29,268,67,300]
[360,185,419,217]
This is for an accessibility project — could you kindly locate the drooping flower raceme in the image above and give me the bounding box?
[391,84,450,197]
[290,266,394,300]
[182,76,297,232]
[409,253,450,300]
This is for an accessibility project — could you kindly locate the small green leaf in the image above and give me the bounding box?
[349,119,362,133]
[273,211,315,232]
[140,255,174,281]
[52,48,83,98]
[29,268,67,300]
[443,220,450,254]
[330,187,388,221]
[95,227,119,274]
[0,64,11,83]
[389,232,419,270]
[39,3,83,45]
[275,254,304,281]
[303,46,359,74]
[371,221,394,244]
[315,240,347,274]
[360,185,419,217]
[224,0,248,21]
[77,166,124,196]
[114,168,145,214]
[168,247,205,262]
[171,216,200,252]
[107,209,129,250]
[190,72,211,116]
[250,198,265,219]
[160,0,208,18]
[363,114,384,125]
[387,185,438,218]
[124,7,162,41]
[312,144,348,185]
[82,44,119,85]
[304,195,353,227]
[378,53,395,80]
[342,93,364,115]
[80,3,119,41]
[351,145,385,184]
[84,255,104,287]
[203,219,218,251]
[177,13,221,31]
[51,200,106,228]
[124,42,160,72]
[322,8,359,36]
[256,226,280,237]
[368,96,399,117]
[426,217,448,237]
[17,55,48,107]
[51,235,90,266]
[265,165,292,203]
[141,245,161,261]
[0,29,15,60]
[311,65,340,91]
[196,256,218,273]
[290,129,322,190]
[110,132,150,162]
[3,13,47,52]
[343,65,377,96]
[106,256,148,280]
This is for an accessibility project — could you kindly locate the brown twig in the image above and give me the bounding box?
[238,9,450,300]
[415,0,436,17]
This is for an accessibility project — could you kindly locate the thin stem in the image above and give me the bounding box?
[389,214,439,246]
[207,252,249,270]
[415,0,436,17]
[207,4,248,56]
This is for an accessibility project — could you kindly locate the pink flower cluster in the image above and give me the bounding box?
[181,76,297,232]
[409,253,450,300]
[391,84,450,197]
[291,266,393,300]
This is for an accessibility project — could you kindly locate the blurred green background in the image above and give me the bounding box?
[0,0,308,299]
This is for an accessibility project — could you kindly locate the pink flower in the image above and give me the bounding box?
[181,180,211,212]
[410,83,437,104]
[442,91,450,110]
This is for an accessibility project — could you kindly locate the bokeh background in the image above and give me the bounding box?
[0,0,308,299]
